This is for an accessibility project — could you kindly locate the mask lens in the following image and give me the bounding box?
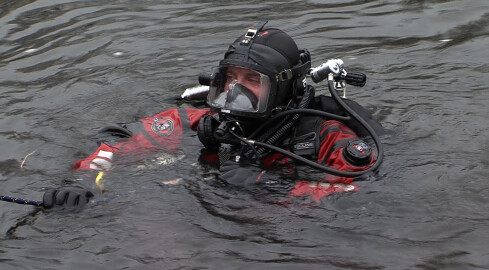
[207,65,270,114]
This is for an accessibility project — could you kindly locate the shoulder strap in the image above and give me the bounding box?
[315,95,385,137]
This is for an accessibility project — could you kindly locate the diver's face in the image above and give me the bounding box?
[224,66,261,98]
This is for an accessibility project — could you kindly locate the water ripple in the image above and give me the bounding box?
[1,1,489,269]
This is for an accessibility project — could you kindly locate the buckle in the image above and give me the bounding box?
[241,27,257,45]
[277,69,293,81]
[245,27,257,39]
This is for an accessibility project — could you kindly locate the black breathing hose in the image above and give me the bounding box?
[325,78,384,174]
[250,108,350,134]
[243,86,315,160]
[252,141,371,178]
[234,76,383,178]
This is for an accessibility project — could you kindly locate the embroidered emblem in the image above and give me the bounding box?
[151,118,174,137]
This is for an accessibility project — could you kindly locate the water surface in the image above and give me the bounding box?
[1,1,488,269]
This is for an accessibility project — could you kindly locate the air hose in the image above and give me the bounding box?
[232,75,383,178]
[243,86,315,160]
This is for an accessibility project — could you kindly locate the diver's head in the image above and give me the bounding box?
[206,22,310,119]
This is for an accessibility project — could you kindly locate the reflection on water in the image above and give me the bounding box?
[1,0,489,269]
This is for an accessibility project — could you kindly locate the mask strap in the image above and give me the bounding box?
[234,21,268,61]
[277,59,312,82]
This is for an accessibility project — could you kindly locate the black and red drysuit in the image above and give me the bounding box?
[67,95,384,203]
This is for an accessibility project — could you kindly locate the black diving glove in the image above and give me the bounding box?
[219,160,266,186]
[43,186,94,209]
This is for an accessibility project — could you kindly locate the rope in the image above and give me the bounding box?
[0,195,43,207]
[0,189,138,208]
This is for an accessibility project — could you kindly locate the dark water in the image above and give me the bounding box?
[1,0,489,269]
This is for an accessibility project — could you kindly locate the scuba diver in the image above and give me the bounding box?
[42,22,385,208]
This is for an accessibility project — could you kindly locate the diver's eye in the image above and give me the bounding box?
[247,75,261,86]
[226,72,237,82]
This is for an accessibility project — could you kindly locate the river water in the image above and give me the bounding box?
[1,0,488,269]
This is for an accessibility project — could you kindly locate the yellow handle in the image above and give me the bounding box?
[95,171,105,191]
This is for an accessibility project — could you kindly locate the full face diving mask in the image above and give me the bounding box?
[207,65,271,116]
